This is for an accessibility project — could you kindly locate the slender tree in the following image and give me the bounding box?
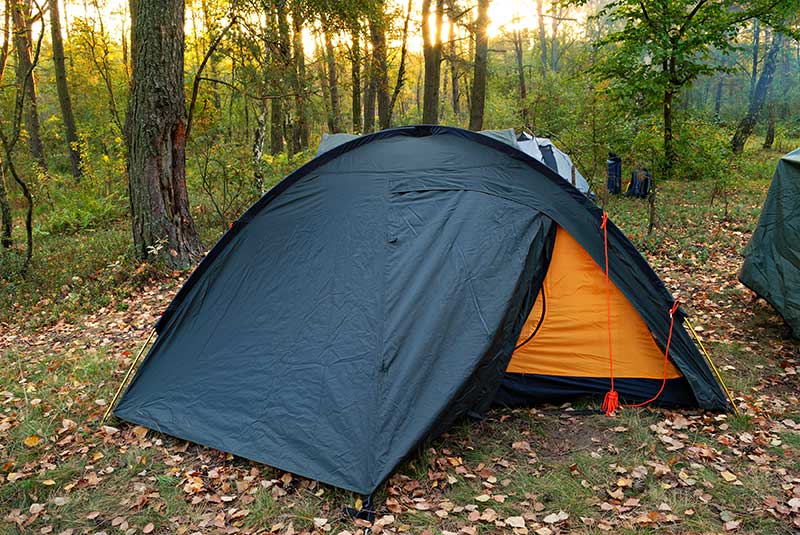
[0,0,42,269]
[11,0,46,171]
[731,31,784,153]
[49,0,81,179]
[0,0,12,248]
[512,23,528,123]
[388,0,412,125]
[750,19,760,100]
[126,0,202,267]
[368,6,390,129]
[536,0,547,76]
[447,0,460,117]
[468,0,489,130]
[324,29,342,133]
[421,0,443,123]
[350,25,362,132]
[291,2,309,150]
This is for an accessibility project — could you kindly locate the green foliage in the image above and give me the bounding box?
[37,181,126,234]
[625,117,732,181]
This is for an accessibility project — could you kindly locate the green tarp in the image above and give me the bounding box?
[740,148,800,338]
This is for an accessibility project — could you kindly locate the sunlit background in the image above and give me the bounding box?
[60,0,587,53]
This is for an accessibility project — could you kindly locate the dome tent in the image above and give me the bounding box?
[114,125,731,496]
[740,148,800,338]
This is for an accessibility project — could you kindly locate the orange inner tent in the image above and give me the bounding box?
[507,227,681,379]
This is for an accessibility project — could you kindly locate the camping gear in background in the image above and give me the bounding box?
[740,148,800,338]
[607,152,622,194]
[625,168,653,198]
[114,125,731,497]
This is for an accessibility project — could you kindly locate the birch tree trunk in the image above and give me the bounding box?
[732,32,783,154]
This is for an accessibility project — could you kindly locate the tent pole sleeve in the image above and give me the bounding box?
[683,318,740,415]
[101,329,157,424]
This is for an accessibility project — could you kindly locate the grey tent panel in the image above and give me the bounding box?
[316,133,360,156]
[740,148,800,337]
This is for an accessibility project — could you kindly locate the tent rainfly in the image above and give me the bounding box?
[316,128,592,195]
[115,125,731,496]
[740,148,800,338]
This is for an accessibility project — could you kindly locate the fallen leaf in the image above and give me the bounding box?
[542,511,569,524]
[23,435,41,448]
[724,520,741,531]
[506,516,525,528]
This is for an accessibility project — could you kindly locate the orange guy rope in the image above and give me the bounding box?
[600,212,619,415]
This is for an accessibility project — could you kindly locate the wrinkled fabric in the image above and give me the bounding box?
[117,126,730,496]
[741,148,800,338]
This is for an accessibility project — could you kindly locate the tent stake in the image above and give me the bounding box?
[683,318,740,416]
[101,329,156,424]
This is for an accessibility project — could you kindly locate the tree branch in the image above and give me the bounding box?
[186,13,237,141]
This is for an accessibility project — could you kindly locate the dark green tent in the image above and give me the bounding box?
[115,126,730,496]
[740,148,800,338]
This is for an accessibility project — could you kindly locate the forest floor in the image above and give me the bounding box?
[2,148,800,534]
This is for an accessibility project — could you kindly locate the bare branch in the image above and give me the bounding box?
[186,13,237,141]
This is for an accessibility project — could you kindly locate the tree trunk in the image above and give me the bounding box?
[468,0,489,131]
[11,0,46,171]
[421,0,443,124]
[537,0,547,76]
[126,0,202,268]
[663,86,674,176]
[351,27,362,133]
[253,100,267,193]
[763,99,775,148]
[750,19,760,101]
[0,162,11,248]
[324,29,342,133]
[550,11,559,71]
[732,32,783,154]
[291,8,309,150]
[275,2,294,154]
[369,8,390,130]
[449,11,460,117]
[317,32,331,130]
[713,76,723,122]
[270,98,284,155]
[0,5,10,248]
[364,44,376,132]
[389,0,412,126]
[49,0,81,179]
[513,27,527,124]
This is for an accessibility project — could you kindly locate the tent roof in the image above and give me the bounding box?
[317,129,591,194]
